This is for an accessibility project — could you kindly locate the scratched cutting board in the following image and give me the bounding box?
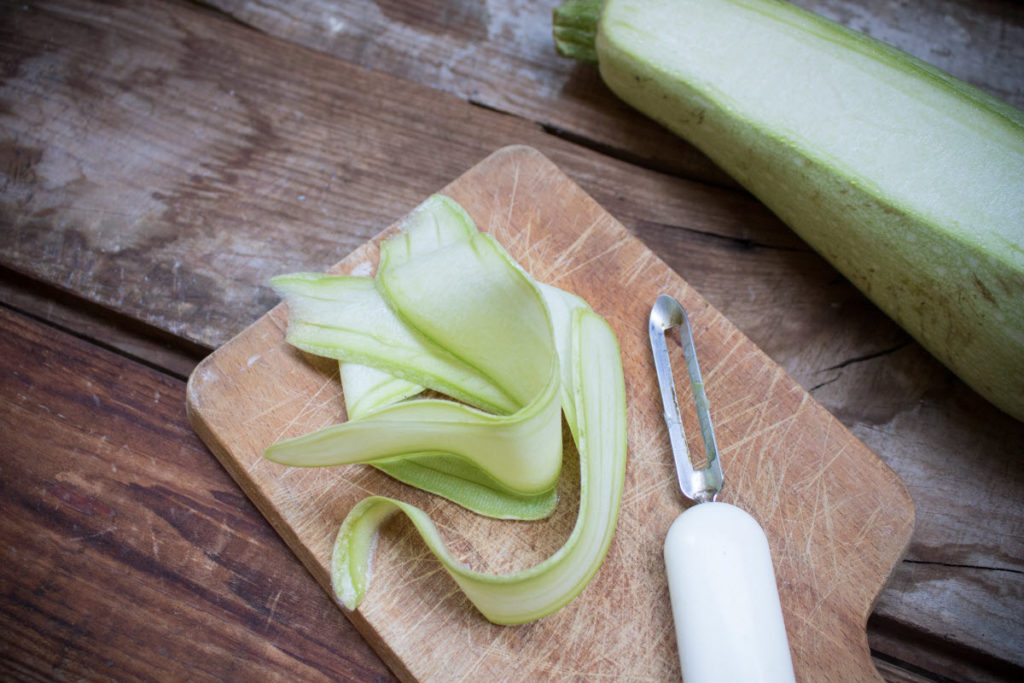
[187,145,914,681]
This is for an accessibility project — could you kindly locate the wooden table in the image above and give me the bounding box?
[1,1,1021,680]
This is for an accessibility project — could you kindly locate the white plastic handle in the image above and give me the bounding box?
[664,502,795,682]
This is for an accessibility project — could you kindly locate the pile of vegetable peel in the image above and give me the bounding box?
[264,194,627,624]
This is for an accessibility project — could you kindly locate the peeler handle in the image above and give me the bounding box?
[664,502,795,683]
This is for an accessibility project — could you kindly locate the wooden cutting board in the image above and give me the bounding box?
[186,145,914,681]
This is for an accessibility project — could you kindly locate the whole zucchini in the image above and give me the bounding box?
[554,0,1024,421]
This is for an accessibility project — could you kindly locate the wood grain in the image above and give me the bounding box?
[2,1,1022,676]
[0,0,796,350]
[0,265,207,381]
[0,306,394,682]
[187,146,915,681]
[204,0,1024,179]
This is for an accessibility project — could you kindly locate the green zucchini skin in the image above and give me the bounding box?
[557,0,1024,421]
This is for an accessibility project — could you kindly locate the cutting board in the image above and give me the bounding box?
[187,145,914,681]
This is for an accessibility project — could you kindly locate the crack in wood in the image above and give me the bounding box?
[636,216,812,254]
[537,120,734,187]
[809,374,841,393]
[0,265,209,382]
[903,558,1024,576]
[822,341,913,372]
[870,648,961,683]
[810,341,914,392]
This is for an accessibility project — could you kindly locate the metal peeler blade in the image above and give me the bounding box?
[648,294,723,504]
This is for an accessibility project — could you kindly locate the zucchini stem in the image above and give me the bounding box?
[553,0,603,63]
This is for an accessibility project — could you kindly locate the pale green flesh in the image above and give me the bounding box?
[267,210,562,497]
[331,308,627,624]
[338,194,473,420]
[268,199,599,519]
[369,281,594,518]
[377,193,479,273]
[349,282,590,519]
[339,362,423,420]
[590,0,1024,419]
[371,454,559,520]
[379,233,556,409]
[365,282,591,518]
[267,193,628,623]
[269,270,579,518]
[264,385,561,493]
[538,281,593,442]
[347,195,559,514]
[600,0,1024,239]
[269,273,519,416]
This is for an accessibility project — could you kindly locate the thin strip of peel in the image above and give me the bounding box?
[331,308,626,624]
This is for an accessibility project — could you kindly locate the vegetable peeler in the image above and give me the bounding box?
[649,294,796,682]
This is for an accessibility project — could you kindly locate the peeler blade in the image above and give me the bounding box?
[648,294,723,503]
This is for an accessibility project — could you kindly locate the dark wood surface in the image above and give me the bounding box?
[0,307,395,681]
[1,0,1021,680]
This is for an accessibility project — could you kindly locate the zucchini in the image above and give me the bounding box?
[554,0,1024,421]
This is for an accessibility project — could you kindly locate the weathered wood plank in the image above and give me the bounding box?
[1,1,1021,677]
[0,265,207,380]
[870,564,1024,682]
[202,0,1024,179]
[0,306,396,682]
[0,1,809,362]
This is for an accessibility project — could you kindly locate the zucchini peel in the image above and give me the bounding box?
[331,307,626,625]
[265,194,628,622]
